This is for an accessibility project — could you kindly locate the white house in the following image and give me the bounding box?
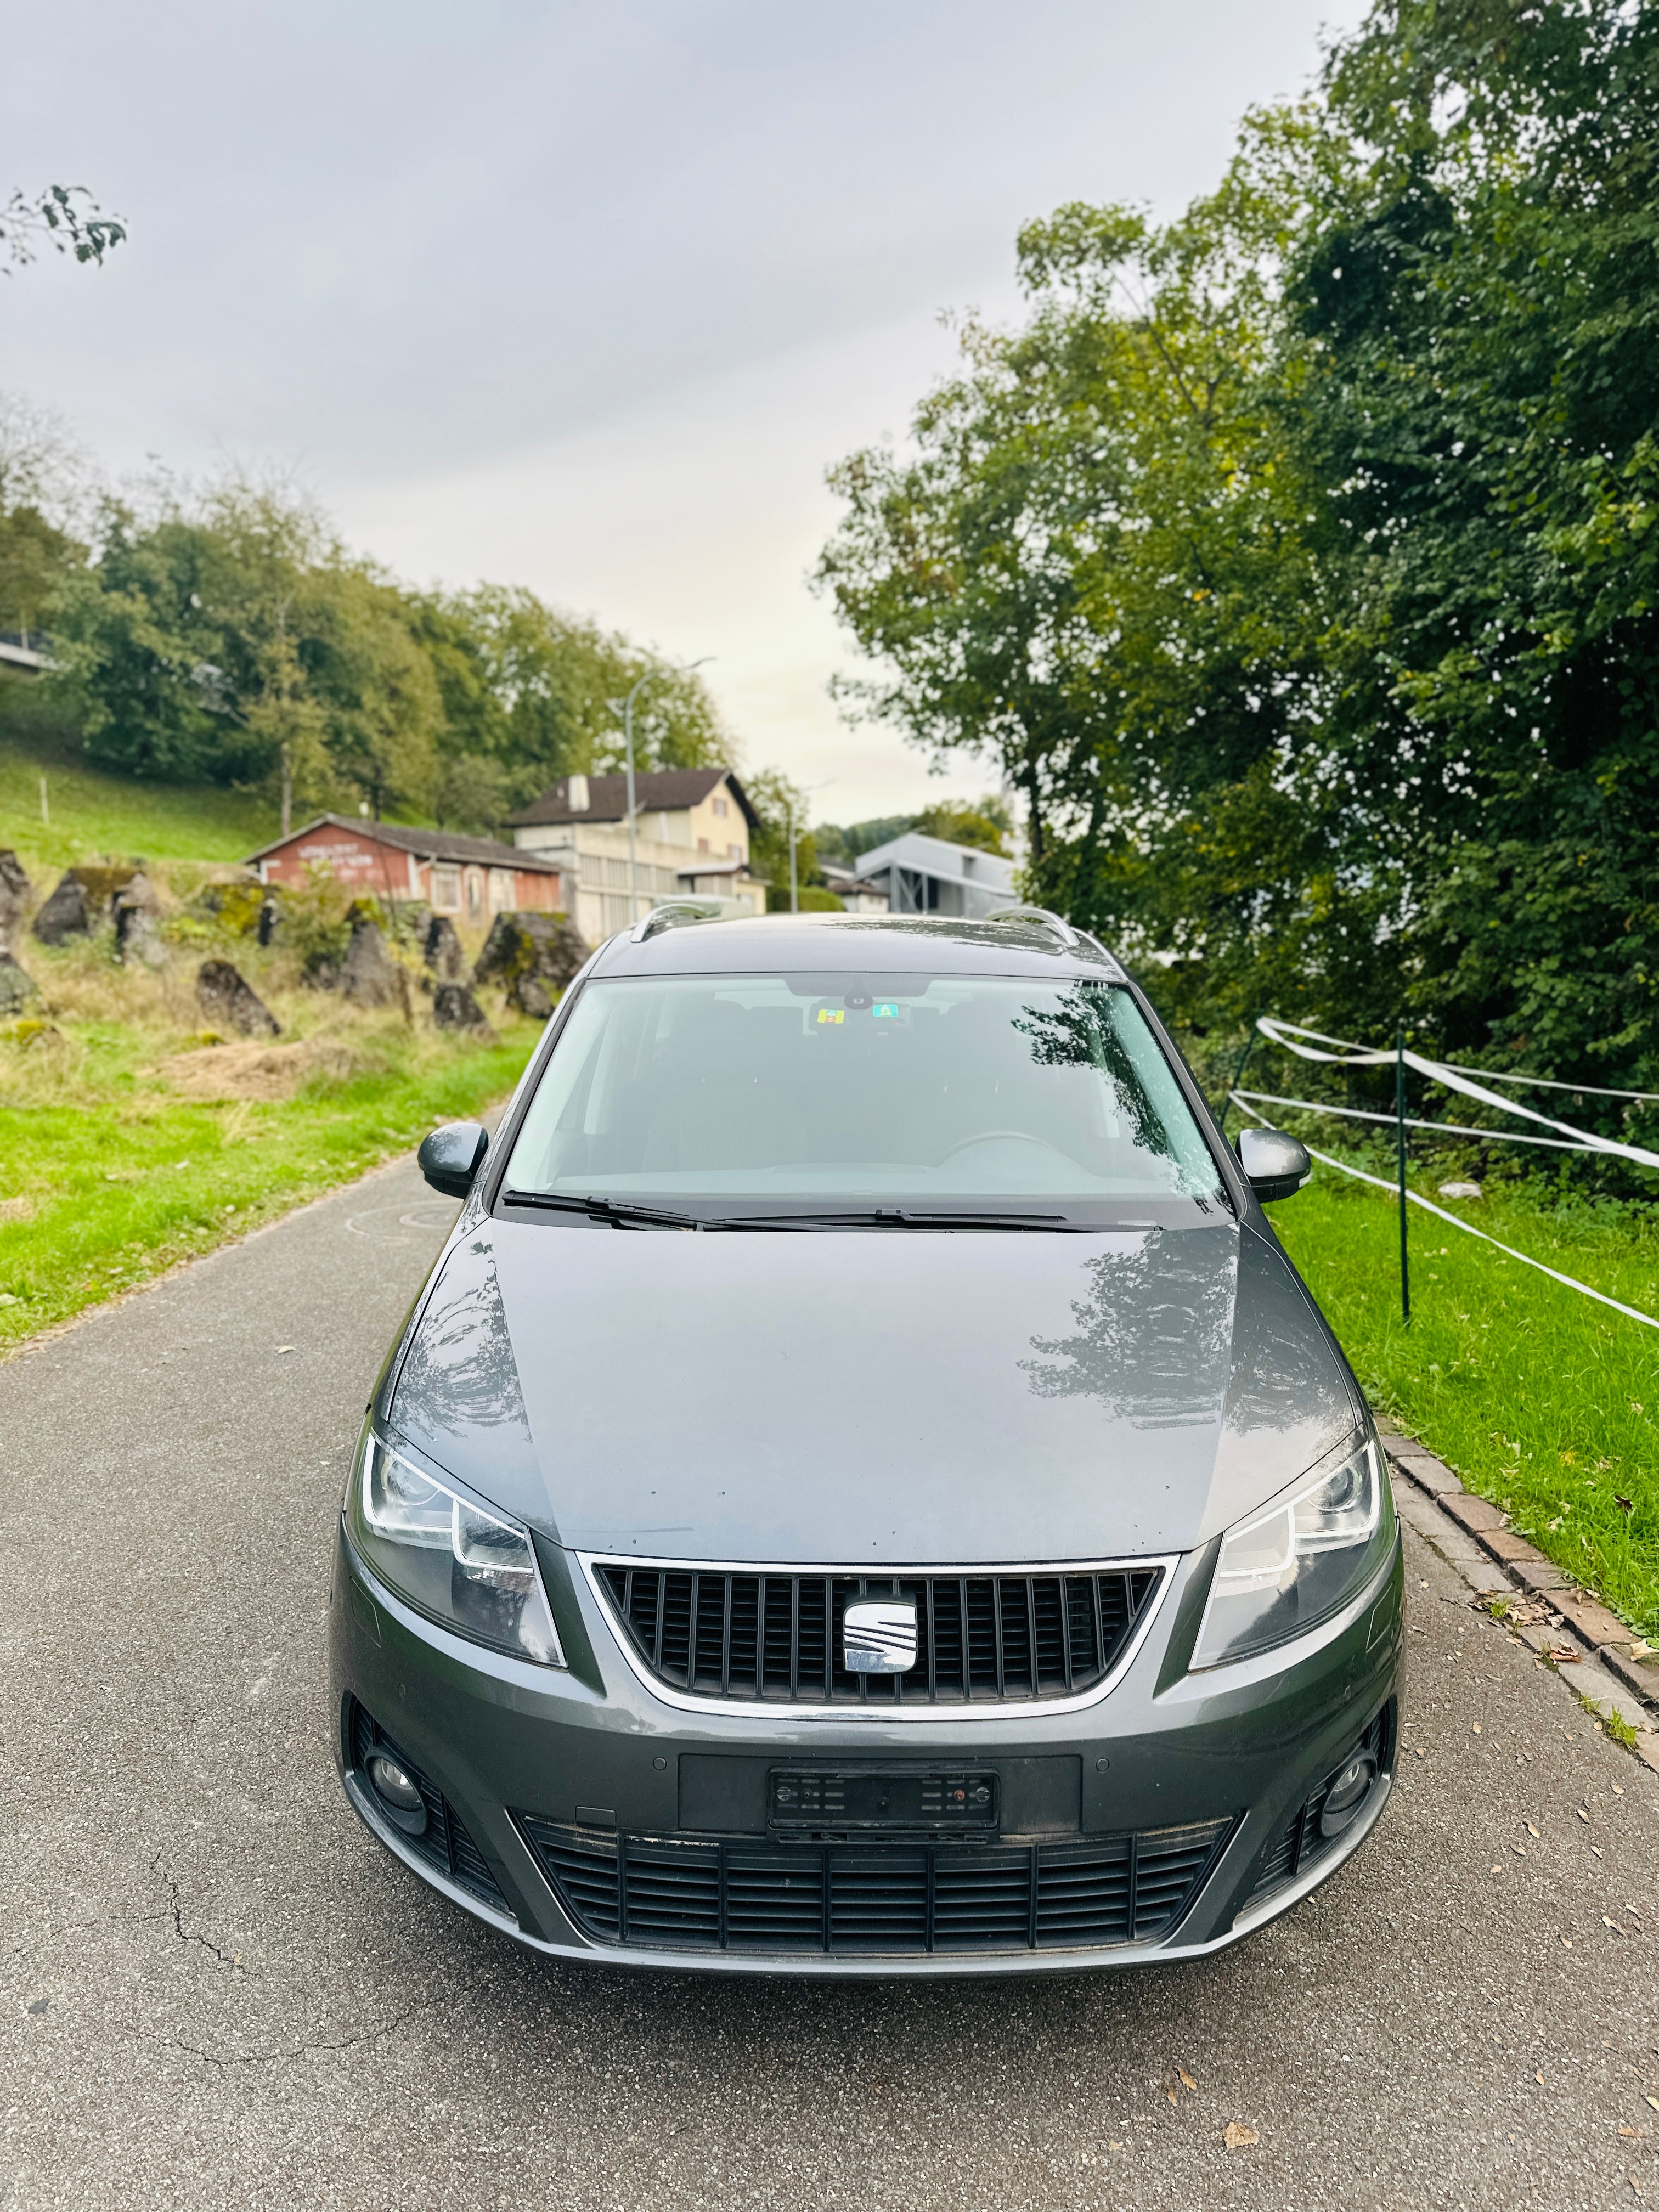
[506,768,769,942]
[851,831,1018,921]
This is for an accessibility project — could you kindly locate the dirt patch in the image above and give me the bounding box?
[157,1040,317,1102]
[0,1194,35,1222]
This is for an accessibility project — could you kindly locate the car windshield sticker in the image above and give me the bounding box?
[871,1001,902,1019]
[816,1007,845,1024]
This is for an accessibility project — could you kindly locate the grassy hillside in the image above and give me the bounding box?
[0,693,278,874]
[0,695,539,1355]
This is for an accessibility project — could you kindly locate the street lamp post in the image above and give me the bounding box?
[616,657,712,923]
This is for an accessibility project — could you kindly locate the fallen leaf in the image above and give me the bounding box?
[1645,2097,1659,2114]
[1550,1647,1583,1664]
[1562,1936,1574,1948]
[1578,1809,1592,1824]
[1167,2087,1179,2106]
[1109,2141,1124,2152]
[1605,1916,1620,1931]
[1622,2128,1642,2140]
[1537,2071,1546,2085]
[1223,2123,1259,2151]
[1527,1822,1541,1838]
[1179,2068,1198,2091]
[1492,1864,1503,1875]
[1472,1723,1483,1734]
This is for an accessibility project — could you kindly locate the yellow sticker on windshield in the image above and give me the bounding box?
[816,1007,845,1024]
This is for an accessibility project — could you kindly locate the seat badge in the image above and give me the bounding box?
[843,1598,918,1674]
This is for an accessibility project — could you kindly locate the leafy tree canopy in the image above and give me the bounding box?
[817,0,1659,1110]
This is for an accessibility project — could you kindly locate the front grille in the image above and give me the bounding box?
[519,1815,1234,1955]
[348,1698,509,1913]
[592,1563,1164,1706]
[1250,1702,1395,1902]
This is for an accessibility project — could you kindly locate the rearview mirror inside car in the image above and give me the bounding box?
[418,1121,489,1199]
[1235,1126,1311,1203]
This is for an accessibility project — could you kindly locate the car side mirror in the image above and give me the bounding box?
[418,1121,489,1199]
[1235,1126,1311,1204]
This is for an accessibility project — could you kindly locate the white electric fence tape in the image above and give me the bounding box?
[1229,1097,1659,1330]
[1254,1017,1659,1172]
[1234,1018,1659,1329]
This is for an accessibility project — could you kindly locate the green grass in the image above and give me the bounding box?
[1271,1166,1659,1641]
[0,710,278,875]
[0,908,539,1355]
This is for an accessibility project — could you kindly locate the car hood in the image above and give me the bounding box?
[385,1218,1361,1566]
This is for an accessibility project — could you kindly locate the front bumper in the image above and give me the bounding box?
[330,1523,1404,1975]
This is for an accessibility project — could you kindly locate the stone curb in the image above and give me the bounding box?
[1380,1430,1659,1774]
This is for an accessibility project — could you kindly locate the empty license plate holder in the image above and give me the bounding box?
[767,1769,1000,1833]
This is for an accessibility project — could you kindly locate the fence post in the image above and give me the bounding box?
[1218,1022,1257,1136]
[1396,1022,1410,1323]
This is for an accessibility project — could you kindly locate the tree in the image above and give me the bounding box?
[746,768,826,908]
[915,799,1012,856]
[1275,0,1659,1090]
[816,126,1362,1030]
[413,588,727,810]
[2,185,125,274]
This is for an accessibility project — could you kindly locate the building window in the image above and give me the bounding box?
[713,796,729,818]
[697,837,710,853]
[489,868,514,912]
[465,867,485,919]
[432,865,461,911]
[727,843,742,861]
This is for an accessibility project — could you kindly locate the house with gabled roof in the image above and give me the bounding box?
[505,766,769,940]
[244,815,572,927]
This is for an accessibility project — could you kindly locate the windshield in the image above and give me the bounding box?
[501,973,1225,1219]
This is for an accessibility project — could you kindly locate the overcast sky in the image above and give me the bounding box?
[4,0,1361,823]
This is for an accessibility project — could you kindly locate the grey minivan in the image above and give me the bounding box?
[330,908,1401,1973]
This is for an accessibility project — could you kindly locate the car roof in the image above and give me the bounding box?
[591,910,1128,983]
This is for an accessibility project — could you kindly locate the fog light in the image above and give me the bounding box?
[366,1751,428,1835]
[1318,1751,1377,1838]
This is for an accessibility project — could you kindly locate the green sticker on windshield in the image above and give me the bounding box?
[872,1002,901,1018]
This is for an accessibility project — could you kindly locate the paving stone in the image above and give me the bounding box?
[1441,1492,1506,1534]
[1386,1447,1464,1496]
[1486,1529,1548,1563]
[1554,1590,1632,1650]
[1391,1487,1453,1537]
[1597,1646,1659,1711]
[1420,1523,1488,1562]
[1514,1560,1570,1594]
[1457,1561,1512,1594]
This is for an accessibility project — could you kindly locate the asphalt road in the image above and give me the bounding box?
[2,1154,1657,2212]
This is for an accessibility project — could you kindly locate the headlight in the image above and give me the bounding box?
[1193,1435,1392,1669]
[347,1430,565,1667]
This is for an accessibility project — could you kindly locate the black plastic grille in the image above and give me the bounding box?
[1250,1702,1395,1902]
[348,1699,508,1913]
[593,1564,1164,1705]
[519,1815,1234,1955]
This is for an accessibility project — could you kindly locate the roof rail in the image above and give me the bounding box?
[628,899,727,944]
[981,904,1080,950]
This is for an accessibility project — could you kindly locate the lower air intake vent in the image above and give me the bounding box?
[348,1697,508,1913]
[1250,1702,1395,1903]
[518,1815,1234,1955]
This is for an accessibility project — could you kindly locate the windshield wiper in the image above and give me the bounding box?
[502,1190,708,1230]
[723,1207,1084,1231]
[500,1190,811,1231]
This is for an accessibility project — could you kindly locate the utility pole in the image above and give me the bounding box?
[787,797,799,912]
